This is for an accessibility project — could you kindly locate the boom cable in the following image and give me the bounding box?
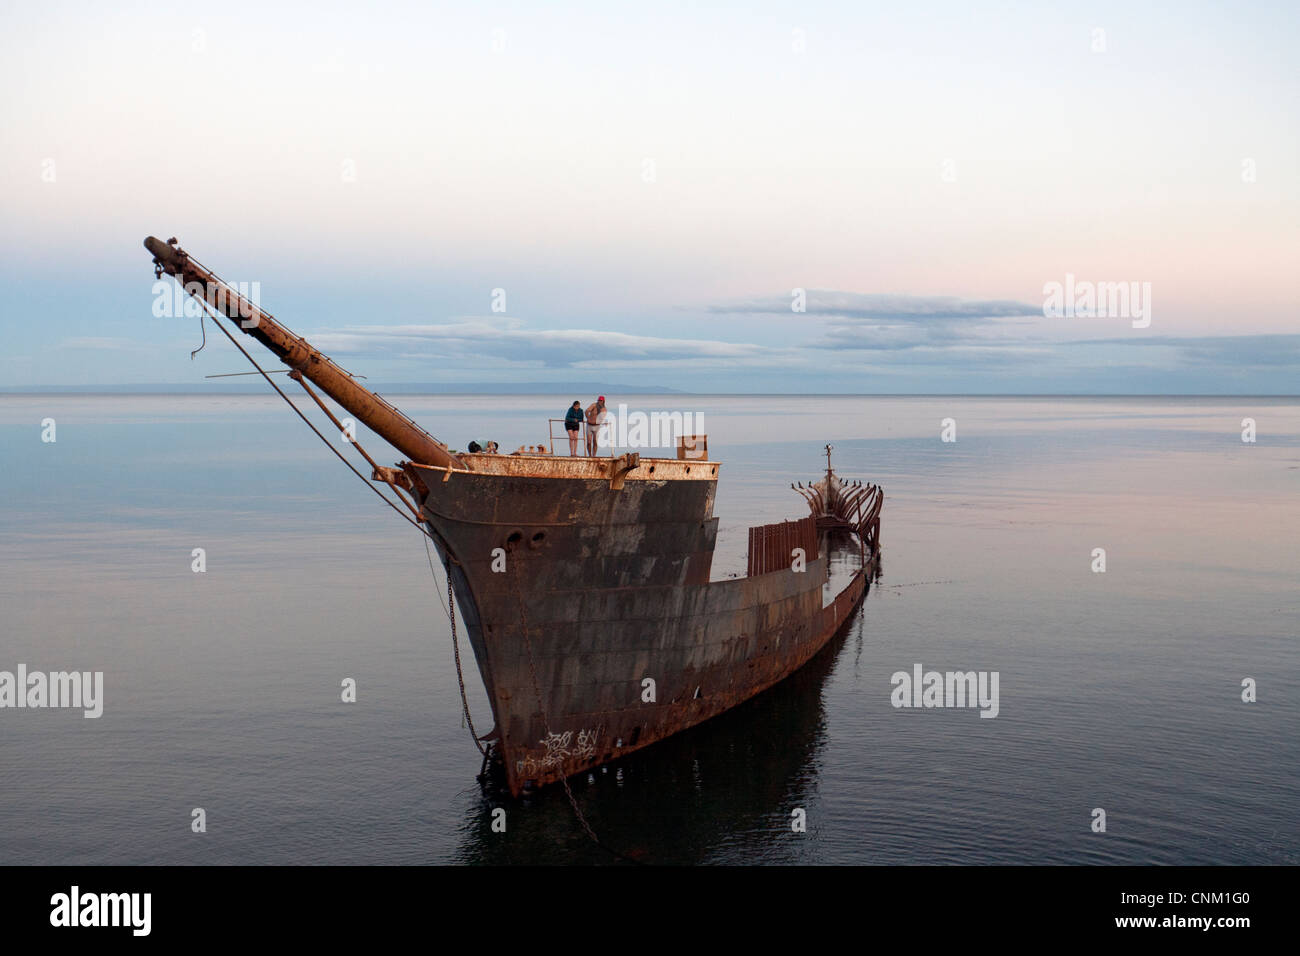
[197,304,432,540]
[190,286,629,862]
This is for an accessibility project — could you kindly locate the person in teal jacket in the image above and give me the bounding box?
[563,401,583,456]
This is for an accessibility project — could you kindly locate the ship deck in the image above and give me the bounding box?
[415,452,719,483]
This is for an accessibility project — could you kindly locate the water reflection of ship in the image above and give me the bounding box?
[455,545,877,864]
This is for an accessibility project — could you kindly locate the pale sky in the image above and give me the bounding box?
[1,0,1296,391]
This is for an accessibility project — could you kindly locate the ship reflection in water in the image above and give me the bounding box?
[457,572,876,865]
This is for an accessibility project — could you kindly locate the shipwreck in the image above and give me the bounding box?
[144,236,884,797]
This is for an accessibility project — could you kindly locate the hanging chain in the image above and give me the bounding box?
[507,561,637,859]
[424,535,486,756]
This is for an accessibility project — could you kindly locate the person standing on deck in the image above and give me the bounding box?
[564,400,584,456]
[585,396,607,456]
[595,401,610,454]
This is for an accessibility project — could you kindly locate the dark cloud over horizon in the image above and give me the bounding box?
[298,296,1300,387]
[706,290,1044,322]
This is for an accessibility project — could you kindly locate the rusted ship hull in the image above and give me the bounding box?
[410,454,877,796]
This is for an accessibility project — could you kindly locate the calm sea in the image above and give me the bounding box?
[1,394,1296,865]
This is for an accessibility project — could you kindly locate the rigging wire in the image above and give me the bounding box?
[423,534,487,756]
[197,304,433,540]
[190,287,631,862]
[194,300,490,750]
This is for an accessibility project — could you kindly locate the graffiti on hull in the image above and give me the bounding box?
[515,726,602,778]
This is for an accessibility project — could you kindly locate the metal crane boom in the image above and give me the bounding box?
[144,236,465,471]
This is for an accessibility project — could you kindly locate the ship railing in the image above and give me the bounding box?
[544,419,709,460]
[747,515,819,577]
[546,418,610,457]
